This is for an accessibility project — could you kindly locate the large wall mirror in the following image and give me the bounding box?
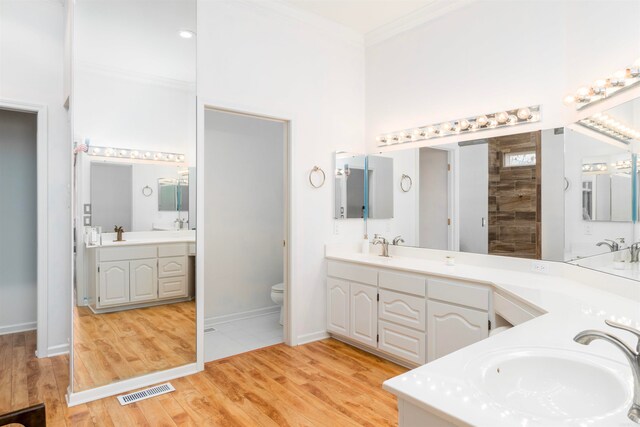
[71,0,196,396]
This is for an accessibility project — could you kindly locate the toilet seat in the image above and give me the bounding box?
[272,283,284,293]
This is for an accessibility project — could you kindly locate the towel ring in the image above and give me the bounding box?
[309,166,326,189]
[400,174,413,192]
[142,185,153,197]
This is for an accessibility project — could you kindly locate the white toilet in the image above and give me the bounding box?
[270,283,284,326]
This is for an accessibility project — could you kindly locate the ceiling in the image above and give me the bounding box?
[283,0,436,35]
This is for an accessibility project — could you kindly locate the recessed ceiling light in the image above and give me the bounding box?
[178,30,195,39]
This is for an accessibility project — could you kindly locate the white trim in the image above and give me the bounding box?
[200,98,295,346]
[47,343,70,357]
[66,363,197,407]
[239,0,363,47]
[0,99,49,358]
[0,322,37,336]
[365,0,476,47]
[205,306,280,330]
[296,330,329,345]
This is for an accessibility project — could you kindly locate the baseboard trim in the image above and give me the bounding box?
[205,305,280,329]
[47,343,70,357]
[329,334,417,369]
[296,330,329,345]
[0,321,36,336]
[67,363,198,406]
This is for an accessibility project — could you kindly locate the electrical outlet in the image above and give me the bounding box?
[531,261,548,274]
[333,221,339,235]
[584,224,592,235]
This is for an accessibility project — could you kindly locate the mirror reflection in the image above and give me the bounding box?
[334,152,367,219]
[371,130,563,260]
[72,0,196,393]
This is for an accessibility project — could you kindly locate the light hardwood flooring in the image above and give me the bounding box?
[1,331,406,426]
[73,301,196,391]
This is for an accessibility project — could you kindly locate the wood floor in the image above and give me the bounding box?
[73,301,196,391]
[1,331,406,426]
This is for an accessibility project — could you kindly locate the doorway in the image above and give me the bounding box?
[203,107,289,362]
[0,107,41,355]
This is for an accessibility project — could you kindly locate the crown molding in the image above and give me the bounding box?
[77,61,195,92]
[237,0,364,47]
[365,0,476,47]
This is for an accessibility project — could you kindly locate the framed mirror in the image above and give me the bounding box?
[71,0,197,398]
[334,152,367,219]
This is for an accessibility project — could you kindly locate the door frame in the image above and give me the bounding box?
[0,99,49,357]
[199,99,294,353]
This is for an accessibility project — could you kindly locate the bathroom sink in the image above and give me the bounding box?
[467,348,632,422]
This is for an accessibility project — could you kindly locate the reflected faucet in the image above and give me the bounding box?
[596,239,620,252]
[574,320,640,423]
[631,243,640,263]
[372,234,390,257]
[392,236,405,246]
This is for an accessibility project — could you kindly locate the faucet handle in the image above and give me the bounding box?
[605,320,640,353]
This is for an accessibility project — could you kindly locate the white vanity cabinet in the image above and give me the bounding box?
[427,277,490,362]
[90,243,190,312]
[327,278,350,335]
[350,283,378,347]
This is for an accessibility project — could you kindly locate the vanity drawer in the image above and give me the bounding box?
[99,245,157,262]
[428,277,490,311]
[379,270,426,297]
[158,244,188,258]
[158,276,187,299]
[158,256,187,278]
[378,320,426,365]
[327,261,377,286]
[494,292,540,326]
[379,290,426,331]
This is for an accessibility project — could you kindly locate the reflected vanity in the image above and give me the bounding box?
[71,0,197,397]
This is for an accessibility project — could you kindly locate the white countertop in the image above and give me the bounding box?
[86,230,195,248]
[326,247,640,427]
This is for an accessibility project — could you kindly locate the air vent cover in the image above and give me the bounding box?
[116,383,175,405]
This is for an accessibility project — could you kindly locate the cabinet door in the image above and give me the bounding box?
[158,256,187,278]
[427,300,488,362]
[130,259,158,303]
[98,261,130,307]
[158,276,187,299]
[350,283,378,348]
[327,278,350,336]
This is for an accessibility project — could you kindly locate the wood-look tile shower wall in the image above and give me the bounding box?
[488,131,541,259]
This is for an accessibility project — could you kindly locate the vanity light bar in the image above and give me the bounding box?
[376,106,540,147]
[87,146,186,163]
[577,113,640,144]
[582,162,608,172]
[564,58,640,109]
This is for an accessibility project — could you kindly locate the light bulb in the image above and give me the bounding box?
[92,148,101,155]
[576,87,589,96]
[178,155,185,161]
[594,79,606,87]
[119,150,127,156]
[459,119,470,130]
[155,153,163,159]
[179,30,195,39]
[488,119,498,128]
[144,152,151,158]
[476,115,488,127]
[507,115,517,125]
[563,95,575,105]
[105,148,114,156]
[426,127,436,135]
[528,112,540,122]
[441,122,453,131]
[130,150,139,158]
[496,112,509,124]
[516,107,531,120]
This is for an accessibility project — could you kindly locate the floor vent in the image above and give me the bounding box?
[116,383,175,406]
[204,327,216,333]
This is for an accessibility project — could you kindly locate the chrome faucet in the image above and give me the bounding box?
[372,234,390,257]
[631,243,640,263]
[392,235,405,246]
[574,320,640,423]
[597,239,620,252]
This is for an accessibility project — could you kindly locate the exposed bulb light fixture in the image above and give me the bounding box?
[86,145,186,163]
[376,105,541,147]
[565,57,640,109]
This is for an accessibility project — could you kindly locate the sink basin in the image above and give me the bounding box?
[467,348,632,422]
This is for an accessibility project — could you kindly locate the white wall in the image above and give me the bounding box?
[541,129,565,261]
[0,110,37,334]
[0,0,70,353]
[198,0,365,343]
[204,110,284,320]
